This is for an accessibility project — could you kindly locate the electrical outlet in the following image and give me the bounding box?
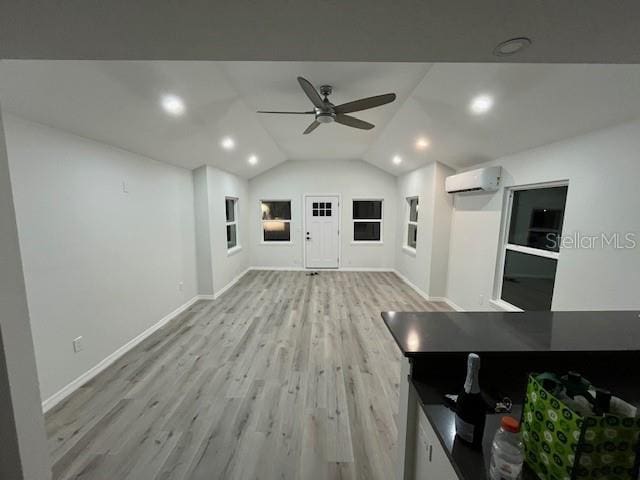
[122,181,129,194]
[178,281,184,291]
[479,294,485,305]
[73,336,84,353]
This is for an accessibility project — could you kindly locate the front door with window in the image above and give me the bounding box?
[305,196,339,269]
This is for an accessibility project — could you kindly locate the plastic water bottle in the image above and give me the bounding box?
[489,416,524,480]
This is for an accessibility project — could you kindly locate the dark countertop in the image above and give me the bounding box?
[382,310,640,356]
[413,381,538,480]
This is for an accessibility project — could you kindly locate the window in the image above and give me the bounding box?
[312,202,332,217]
[353,200,383,242]
[406,197,418,250]
[499,184,568,310]
[261,200,291,242]
[225,197,239,250]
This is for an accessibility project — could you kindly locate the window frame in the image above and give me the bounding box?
[225,197,240,253]
[494,181,569,311]
[351,198,384,244]
[404,196,419,254]
[260,199,293,245]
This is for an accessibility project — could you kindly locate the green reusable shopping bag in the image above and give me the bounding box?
[521,374,640,480]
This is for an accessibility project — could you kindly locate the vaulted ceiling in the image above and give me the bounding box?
[1,61,640,178]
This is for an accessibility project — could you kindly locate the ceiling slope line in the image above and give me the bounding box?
[361,63,436,174]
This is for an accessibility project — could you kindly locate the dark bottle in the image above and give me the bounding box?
[455,353,486,448]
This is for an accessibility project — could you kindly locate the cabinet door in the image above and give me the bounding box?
[414,421,433,479]
[414,407,459,480]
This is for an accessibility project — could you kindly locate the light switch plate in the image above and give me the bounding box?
[73,336,84,353]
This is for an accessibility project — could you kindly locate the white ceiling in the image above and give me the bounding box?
[1,61,640,178]
[222,62,430,162]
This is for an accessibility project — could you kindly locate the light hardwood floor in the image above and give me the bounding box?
[46,270,450,480]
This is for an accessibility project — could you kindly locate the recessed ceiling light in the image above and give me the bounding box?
[494,37,532,56]
[248,154,258,165]
[220,137,235,150]
[469,94,494,115]
[161,94,185,116]
[415,137,431,150]
[392,155,402,165]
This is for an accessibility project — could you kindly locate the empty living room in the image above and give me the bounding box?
[1,3,639,480]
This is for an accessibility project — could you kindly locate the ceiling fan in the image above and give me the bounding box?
[257,76,397,134]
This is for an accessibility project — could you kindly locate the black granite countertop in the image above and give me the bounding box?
[413,380,537,480]
[382,310,640,356]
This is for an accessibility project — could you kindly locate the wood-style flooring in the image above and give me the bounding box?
[45,270,450,480]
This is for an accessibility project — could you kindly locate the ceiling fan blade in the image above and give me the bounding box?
[257,110,315,114]
[335,114,374,130]
[303,120,321,135]
[333,93,397,114]
[297,77,325,109]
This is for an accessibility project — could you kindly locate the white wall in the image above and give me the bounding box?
[446,120,640,311]
[0,110,51,480]
[429,162,455,297]
[193,167,214,296]
[395,164,435,292]
[5,115,198,401]
[206,166,250,294]
[395,162,454,296]
[249,160,397,270]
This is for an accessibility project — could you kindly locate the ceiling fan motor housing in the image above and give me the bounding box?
[316,110,335,123]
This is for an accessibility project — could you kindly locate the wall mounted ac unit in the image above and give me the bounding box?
[445,166,501,194]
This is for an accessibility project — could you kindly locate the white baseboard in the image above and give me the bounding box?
[392,269,465,311]
[41,267,461,412]
[440,298,465,312]
[41,295,201,413]
[392,269,431,301]
[339,266,394,272]
[249,266,306,271]
[214,268,250,299]
[489,298,522,312]
[249,266,393,272]
[43,269,253,411]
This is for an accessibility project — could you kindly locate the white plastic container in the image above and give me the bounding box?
[489,416,524,480]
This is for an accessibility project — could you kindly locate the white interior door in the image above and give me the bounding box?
[305,196,339,269]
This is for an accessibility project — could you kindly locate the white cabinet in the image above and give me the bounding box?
[413,407,459,480]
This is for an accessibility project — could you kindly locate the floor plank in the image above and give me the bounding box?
[45,270,449,479]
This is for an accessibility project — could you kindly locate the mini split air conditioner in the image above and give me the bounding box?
[445,166,502,194]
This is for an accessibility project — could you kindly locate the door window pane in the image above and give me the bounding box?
[508,186,568,252]
[354,222,381,241]
[501,250,557,310]
[263,221,291,241]
[407,224,417,249]
[225,199,235,222]
[408,197,419,222]
[261,201,291,220]
[353,200,382,220]
[227,224,237,249]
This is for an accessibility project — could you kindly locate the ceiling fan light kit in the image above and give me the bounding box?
[258,76,397,134]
